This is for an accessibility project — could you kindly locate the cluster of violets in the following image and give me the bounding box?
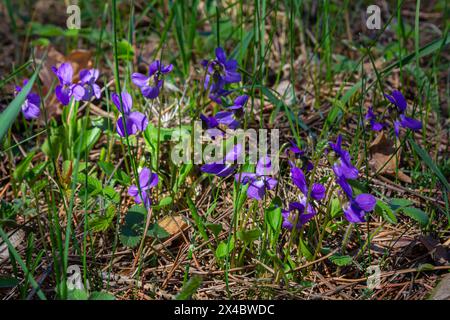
[198,48,281,201]
[281,142,326,230]
[123,60,174,206]
[329,135,377,223]
[14,48,422,227]
[52,62,102,105]
[365,90,422,136]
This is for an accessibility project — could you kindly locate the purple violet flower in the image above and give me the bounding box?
[287,140,305,156]
[200,113,220,129]
[227,95,248,111]
[112,92,148,137]
[128,167,158,208]
[286,140,314,172]
[200,111,240,130]
[72,69,101,102]
[365,107,384,131]
[343,194,377,223]
[202,47,241,102]
[384,90,407,113]
[132,60,173,99]
[328,135,359,179]
[215,111,240,129]
[235,155,278,201]
[14,79,40,120]
[209,88,232,104]
[201,144,242,177]
[384,90,422,137]
[52,62,74,106]
[290,166,325,201]
[282,199,316,230]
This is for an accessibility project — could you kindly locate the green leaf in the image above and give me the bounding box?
[173,163,193,193]
[98,161,115,176]
[152,196,173,210]
[375,200,398,224]
[90,205,115,233]
[41,125,63,158]
[330,198,342,218]
[78,174,102,196]
[325,99,344,129]
[74,127,101,154]
[114,169,131,185]
[89,291,116,300]
[67,289,89,300]
[187,197,209,243]
[31,23,65,37]
[119,205,146,247]
[389,198,414,211]
[401,207,429,227]
[237,229,261,243]
[175,275,202,300]
[215,238,235,259]
[265,197,282,233]
[299,238,313,261]
[230,29,254,64]
[0,65,41,141]
[417,263,434,272]
[329,254,353,266]
[102,186,120,204]
[13,151,35,181]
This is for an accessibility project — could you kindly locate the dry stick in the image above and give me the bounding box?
[287,249,339,274]
[374,176,446,206]
[332,265,450,283]
[161,245,186,289]
[132,207,153,270]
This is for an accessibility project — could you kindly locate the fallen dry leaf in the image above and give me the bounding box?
[157,215,187,237]
[419,235,449,266]
[0,229,25,263]
[369,131,412,183]
[429,274,450,300]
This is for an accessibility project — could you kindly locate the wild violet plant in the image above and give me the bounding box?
[281,142,325,230]
[329,135,376,223]
[365,90,422,137]
[5,39,429,299]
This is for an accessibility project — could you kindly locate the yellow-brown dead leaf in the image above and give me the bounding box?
[369,131,412,183]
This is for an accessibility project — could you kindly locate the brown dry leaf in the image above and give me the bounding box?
[419,235,449,266]
[157,215,187,237]
[0,229,25,263]
[34,46,92,118]
[369,131,412,183]
[429,274,450,300]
